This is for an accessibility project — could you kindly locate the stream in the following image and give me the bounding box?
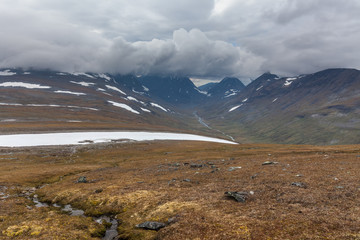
[193,111,235,141]
[26,189,118,240]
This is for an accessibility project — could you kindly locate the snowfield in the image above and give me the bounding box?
[0,82,51,89]
[54,90,87,96]
[106,85,126,95]
[70,81,95,87]
[108,101,140,114]
[0,70,17,76]
[0,131,237,147]
[229,104,243,112]
[150,103,168,112]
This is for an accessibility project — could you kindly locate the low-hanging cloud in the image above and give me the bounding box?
[1,0,360,80]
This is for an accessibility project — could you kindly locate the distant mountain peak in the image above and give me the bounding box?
[207,77,245,98]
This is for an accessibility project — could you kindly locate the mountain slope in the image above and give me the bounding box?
[0,69,217,136]
[139,75,207,105]
[199,69,360,145]
[207,77,245,98]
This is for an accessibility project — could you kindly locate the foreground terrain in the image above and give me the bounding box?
[0,141,360,239]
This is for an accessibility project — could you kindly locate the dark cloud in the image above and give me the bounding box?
[0,0,360,80]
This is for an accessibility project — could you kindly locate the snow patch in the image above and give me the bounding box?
[55,90,86,96]
[97,88,106,91]
[140,107,151,113]
[97,74,111,81]
[70,81,95,87]
[150,103,168,112]
[256,85,263,91]
[0,131,237,147]
[0,70,16,76]
[272,98,278,103]
[108,101,140,114]
[242,98,248,102]
[284,77,297,86]
[0,119,17,122]
[142,85,149,92]
[106,85,126,95]
[23,72,31,75]
[0,82,51,89]
[229,104,243,112]
[72,72,95,79]
[56,72,67,76]
[0,102,98,111]
[127,96,139,102]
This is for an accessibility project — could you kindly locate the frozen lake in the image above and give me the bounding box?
[0,131,237,147]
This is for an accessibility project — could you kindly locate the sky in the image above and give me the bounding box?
[1,0,360,83]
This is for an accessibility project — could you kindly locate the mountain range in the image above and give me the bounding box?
[0,68,359,145]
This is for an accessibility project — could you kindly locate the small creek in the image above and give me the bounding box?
[193,111,235,141]
[27,191,118,240]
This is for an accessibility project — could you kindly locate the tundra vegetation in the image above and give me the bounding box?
[0,141,359,239]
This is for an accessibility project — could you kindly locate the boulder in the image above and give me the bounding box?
[136,221,166,231]
[224,191,248,202]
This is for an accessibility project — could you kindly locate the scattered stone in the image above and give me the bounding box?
[211,168,219,173]
[182,179,191,182]
[168,178,177,185]
[190,163,203,168]
[136,221,166,231]
[228,166,242,171]
[335,186,344,189]
[94,189,103,193]
[291,182,306,188]
[262,161,276,165]
[170,163,181,167]
[296,174,303,177]
[77,176,87,183]
[250,174,258,179]
[334,177,339,181]
[207,162,215,165]
[249,191,255,195]
[229,158,235,161]
[224,191,248,202]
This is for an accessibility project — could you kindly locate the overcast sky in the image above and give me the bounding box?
[1,0,360,82]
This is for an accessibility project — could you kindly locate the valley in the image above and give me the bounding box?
[1,68,360,239]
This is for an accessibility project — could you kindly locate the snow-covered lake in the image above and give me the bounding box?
[0,131,237,147]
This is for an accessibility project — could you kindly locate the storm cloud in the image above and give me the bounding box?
[0,0,360,80]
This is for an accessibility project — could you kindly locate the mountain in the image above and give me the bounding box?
[139,75,207,105]
[198,82,217,92]
[0,69,217,137]
[1,68,360,145]
[198,68,360,145]
[206,77,245,98]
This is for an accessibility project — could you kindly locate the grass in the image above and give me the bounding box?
[1,141,360,239]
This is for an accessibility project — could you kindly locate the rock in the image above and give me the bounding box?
[190,163,203,168]
[94,189,103,193]
[291,182,306,188]
[250,174,258,179]
[77,176,87,183]
[224,191,248,202]
[262,161,277,165]
[228,166,242,171]
[182,179,191,182]
[136,221,166,231]
[207,162,215,165]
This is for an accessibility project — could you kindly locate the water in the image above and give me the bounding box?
[29,190,118,239]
